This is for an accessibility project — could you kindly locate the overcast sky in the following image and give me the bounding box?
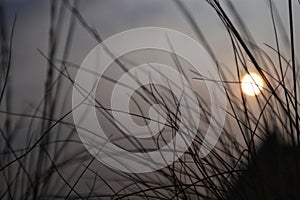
[4,0,298,111]
[0,0,298,130]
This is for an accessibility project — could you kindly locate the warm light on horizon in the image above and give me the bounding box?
[241,73,264,96]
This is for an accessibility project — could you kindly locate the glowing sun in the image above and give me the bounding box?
[241,73,264,96]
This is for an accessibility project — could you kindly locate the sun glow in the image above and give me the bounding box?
[241,73,264,96]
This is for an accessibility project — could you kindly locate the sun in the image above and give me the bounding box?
[241,73,264,96]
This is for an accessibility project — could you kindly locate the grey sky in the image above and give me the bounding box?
[6,0,299,112]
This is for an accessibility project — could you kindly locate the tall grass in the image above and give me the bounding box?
[0,0,299,199]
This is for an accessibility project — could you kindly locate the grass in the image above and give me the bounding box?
[0,0,299,199]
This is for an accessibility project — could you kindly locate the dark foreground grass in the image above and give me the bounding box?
[0,0,299,199]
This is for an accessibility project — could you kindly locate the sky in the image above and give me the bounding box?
[1,0,299,165]
[4,0,299,112]
[1,0,298,155]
